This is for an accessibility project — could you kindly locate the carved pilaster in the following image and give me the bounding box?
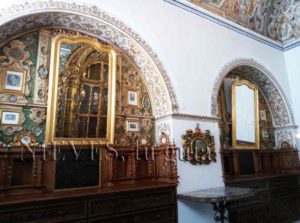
[34,29,51,105]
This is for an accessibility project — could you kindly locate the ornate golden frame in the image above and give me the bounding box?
[0,67,27,95]
[182,126,217,165]
[126,89,140,108]
[45,35,116,145]
[232,80,260,149]
[126,119,139,132]
[0,106,23,126]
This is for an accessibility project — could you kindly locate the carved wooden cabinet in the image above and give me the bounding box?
[0,147,45,195]
[221,148,300,181]
[228,174,300,223]
[0,183,178,223]
[0,145,178,223]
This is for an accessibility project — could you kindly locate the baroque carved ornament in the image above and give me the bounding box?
[182,124,217,165]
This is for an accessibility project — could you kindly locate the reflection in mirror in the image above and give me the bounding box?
[46,36,116,144]
[232,80,260,149]
[236,85,255,143]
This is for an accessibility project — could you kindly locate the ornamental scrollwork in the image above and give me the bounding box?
[182,124,216,165]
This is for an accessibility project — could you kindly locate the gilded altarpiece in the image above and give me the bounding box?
[114,57,154,145]
[0,29,155,146]
[0,31,50,146]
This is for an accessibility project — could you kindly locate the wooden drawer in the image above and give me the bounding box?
[89,206,176,223]
[0,200,87,223]
[269,176,298,188]
[228,179,268,190]
[89,189,175,217]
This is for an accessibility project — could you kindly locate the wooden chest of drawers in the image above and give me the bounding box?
[227,174,300,223]
[0,183,178,223]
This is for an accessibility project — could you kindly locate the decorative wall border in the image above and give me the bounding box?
[156,112,220,123]
[0,0,179,117]
[163,0,300,51]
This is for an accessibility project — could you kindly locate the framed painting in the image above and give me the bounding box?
[0,67,26,95]
[1,111,20,125]
[126,120,139,132]
[127,90,139,107]
[260,110,267,121]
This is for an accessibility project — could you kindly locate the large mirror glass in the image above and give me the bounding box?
[46,36,116,145]
[232,80,260,149]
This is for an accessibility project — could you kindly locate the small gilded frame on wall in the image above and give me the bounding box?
[260,110,267,121]
[0,67,27,95]
[182,124,216,165]
[126,90,139,107]
[126,120,139,132]
[0,110,21,125]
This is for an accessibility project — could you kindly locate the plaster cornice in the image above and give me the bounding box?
[164,0,300,51]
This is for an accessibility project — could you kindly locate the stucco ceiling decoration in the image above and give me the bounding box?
[169,0,300,48]
[0,0,179,117]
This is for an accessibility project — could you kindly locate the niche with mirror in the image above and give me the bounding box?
[232,80,259,149]
[217,73,275,150]
[46,35,116,145]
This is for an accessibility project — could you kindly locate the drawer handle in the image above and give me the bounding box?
[109,203,115,208]
[156,214,161,218]
[156,197,160,201]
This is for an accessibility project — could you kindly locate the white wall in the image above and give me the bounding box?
[284,48,300,147]
[0,0,296,222]
[70,0,291,116]
[173,118,223,222]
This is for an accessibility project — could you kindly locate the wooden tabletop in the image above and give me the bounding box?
[177,186,256,203]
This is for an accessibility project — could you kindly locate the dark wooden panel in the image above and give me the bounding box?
[0,200,87,223]
[89,206,176,223]
[238,151,255,175]
[55,149,99,189]
[11,159,33,186]
[89,188,175,217]
[228,174,300,223]
[0,184,177,223]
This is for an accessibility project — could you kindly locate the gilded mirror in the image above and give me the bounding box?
[232,80,260,149]
[46,35,116,145]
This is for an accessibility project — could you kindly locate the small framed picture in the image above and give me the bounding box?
[126,120,139,132]
[261,130,269,140]
[1,111,20,125]
[1,68,26,95]
[127,90,138,106]
[260,110,267,121]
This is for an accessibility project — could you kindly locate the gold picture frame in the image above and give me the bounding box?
[126,90,139,107]
[0,67,27,95]
[0,107,22,126]
[126,120,139,132]
[232,80,260,149]
[45,35,117,145]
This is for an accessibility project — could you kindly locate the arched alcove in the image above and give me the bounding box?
[212,58,297,146]
[0,1,179,118]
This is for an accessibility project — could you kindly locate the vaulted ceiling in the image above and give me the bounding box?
[166,0,300,49]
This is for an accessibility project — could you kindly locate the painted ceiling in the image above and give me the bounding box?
[167,0,300,49]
